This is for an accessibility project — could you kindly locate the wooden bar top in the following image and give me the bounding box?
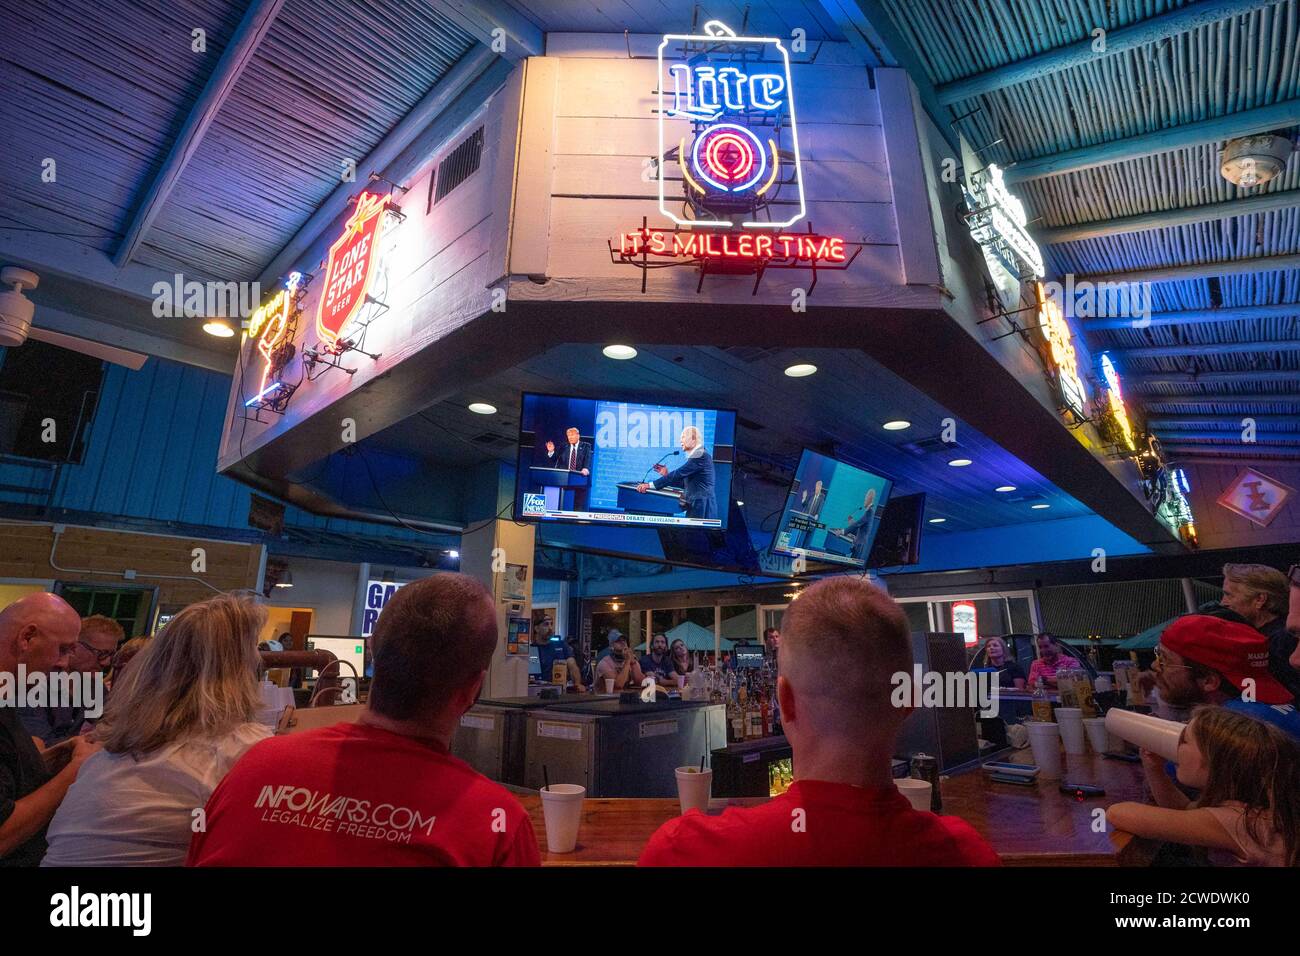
[521,750,1158,866]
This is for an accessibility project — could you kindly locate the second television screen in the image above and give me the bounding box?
[771,449,892,568]
[515,394,734,528]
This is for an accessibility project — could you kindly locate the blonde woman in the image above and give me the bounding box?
[41,594,271,866]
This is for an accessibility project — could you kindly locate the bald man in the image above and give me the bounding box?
[0,593,99,866]
[639,577,999,866]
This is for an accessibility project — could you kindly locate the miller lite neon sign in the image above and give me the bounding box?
[658,20,805,229]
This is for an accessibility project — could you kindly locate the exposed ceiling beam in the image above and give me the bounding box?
[1126,369,1300,385]
[33,306,235,374]
[1082,302,1300,332]
[427,0,542,61]
[1163,450,1300,463]
[1149,414,1300,426]
[817,0,959,152]
[1141,392,1300,405]
[2,230,176,303]
[1038,189,1300,245]
[1003,97,1300,184]
[257,45,503,286]
[1154,428,1300,442]
[935,0,1284,105]
[112,0,286,268]
[1077,251,1300,285]
[1111,339,1300,359]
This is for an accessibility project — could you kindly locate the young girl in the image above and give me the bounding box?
[1108,705,1300,866]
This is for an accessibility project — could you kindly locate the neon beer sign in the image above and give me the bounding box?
[317,191,393,347]
[1100,353,1136,451]
[1038,282,1087,418]
[658,20,805,228]
[618,229,845,263]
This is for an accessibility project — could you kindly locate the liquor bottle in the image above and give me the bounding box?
[1031,677,1052,722]
[760,688,771,738]
[729,688,744,743]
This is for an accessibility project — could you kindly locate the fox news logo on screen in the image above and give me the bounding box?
[522,493,547,516]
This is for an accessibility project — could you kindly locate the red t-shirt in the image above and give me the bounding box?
[186,722,539,867]
[638,780,1001,867]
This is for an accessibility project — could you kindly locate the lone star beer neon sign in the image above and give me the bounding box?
[317,191,393,347]
[658,20,805,229]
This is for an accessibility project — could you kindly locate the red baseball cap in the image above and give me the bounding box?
[1161,614,1293,705]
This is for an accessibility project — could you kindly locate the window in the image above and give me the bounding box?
[57,584,153,639]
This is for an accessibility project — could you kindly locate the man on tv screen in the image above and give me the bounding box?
[544,427,592,475]
[834,488,879,563]
[542,427,592,509]
[636,426,717,520]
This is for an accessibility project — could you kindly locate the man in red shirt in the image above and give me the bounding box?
[188,574,539,866]
[639,576,1000,866]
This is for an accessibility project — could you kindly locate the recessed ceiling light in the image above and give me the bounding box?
[467,402,497,415]
[948,458,972,467]
[995,485,1017,493]
[735,500,744,506]
[1031,503,1051,510]
[446,550,459,559]
[784,363,817,377]
[883,420,911,431]
[203,319,235,338]
[928,517,946,524]
[603,344,637,360]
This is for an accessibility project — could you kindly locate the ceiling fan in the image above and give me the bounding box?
[0,265,147,369]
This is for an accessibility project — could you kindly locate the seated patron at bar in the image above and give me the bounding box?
[532,617,585,692]
[638,576,1000,866]
[1109,706,1299,866]
[668,638,694,688]
[1025,634,1080,689]
[20,614,122,747]
[187,574,539,866]
[1290,563,1300,671]
[1153,616,1300,739]
[1218,563,1299,701]
[640,633,673,684]
[43,594,271,866]
[982,636,1025,690]
[763,626,780,663]
[595,635,646,691]
[0,594,99,867]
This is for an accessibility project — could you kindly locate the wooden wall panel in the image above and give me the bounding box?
[0,522,263,610]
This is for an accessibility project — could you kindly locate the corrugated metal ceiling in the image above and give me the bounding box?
[881,0,1300,461]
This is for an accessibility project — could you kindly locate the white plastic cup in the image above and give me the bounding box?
[675,767,713,814]
[1095,675,1113,693]
[1105,708,1183,763]
[1083,717,1109,753]
[1025,721,1063,778]
[1055,707,1087,754]
[603,678,615,694]
[895,777,932,812]
[539,784,586,853]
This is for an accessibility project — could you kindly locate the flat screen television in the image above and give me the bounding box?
[514,393,735,528]
[657,499,760,573]
[866,492,926,569]
[769,449,892,569]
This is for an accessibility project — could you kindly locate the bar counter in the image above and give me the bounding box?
[520,751,1159,866]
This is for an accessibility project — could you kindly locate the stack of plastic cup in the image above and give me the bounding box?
[1025,721,1062,778]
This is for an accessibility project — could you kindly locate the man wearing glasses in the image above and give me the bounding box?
[19,615,122,747]
[1153,614,1300,740]
[1289,564,1300,673]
